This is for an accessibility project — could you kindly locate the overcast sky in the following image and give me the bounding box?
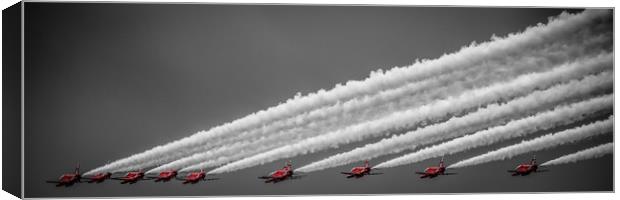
[22,3,611,198]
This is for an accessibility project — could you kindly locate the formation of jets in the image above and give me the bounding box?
[47,156,547,187]
[45,166,219,186]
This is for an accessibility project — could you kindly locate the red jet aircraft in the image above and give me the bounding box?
[415,157,457,178]
[175,169,219,184]
[258,161,303,183]
[82,172,112,183]
[111,169,153,184]
[340,160,382,178]
[46,163,83,187]
[507,156,548,176]
[148,169,178,182]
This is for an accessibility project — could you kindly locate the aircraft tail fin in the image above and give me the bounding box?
[439,156,445,168]
[75,162,80,175]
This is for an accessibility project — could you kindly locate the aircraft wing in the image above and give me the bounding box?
[109,172,128,179]
[290,174,306,179]
[110,177,128,180]
[45,180,62,183]
[258,176,272,179]
[367,172,384,175]
[80,177,98,182]
[340,172,354,175]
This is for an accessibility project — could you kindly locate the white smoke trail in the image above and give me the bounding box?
[372,95,612,169]
[148,10,612,173]
[144,59,547,173]
[148,53,610,173]
[449,117,613,168]
[206,56,611,174]
[296,68,612,172]
[86,9,612,175]
[144,58,542,173]
[541,142,613,166]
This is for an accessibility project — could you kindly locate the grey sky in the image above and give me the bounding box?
[22,3,611,197]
